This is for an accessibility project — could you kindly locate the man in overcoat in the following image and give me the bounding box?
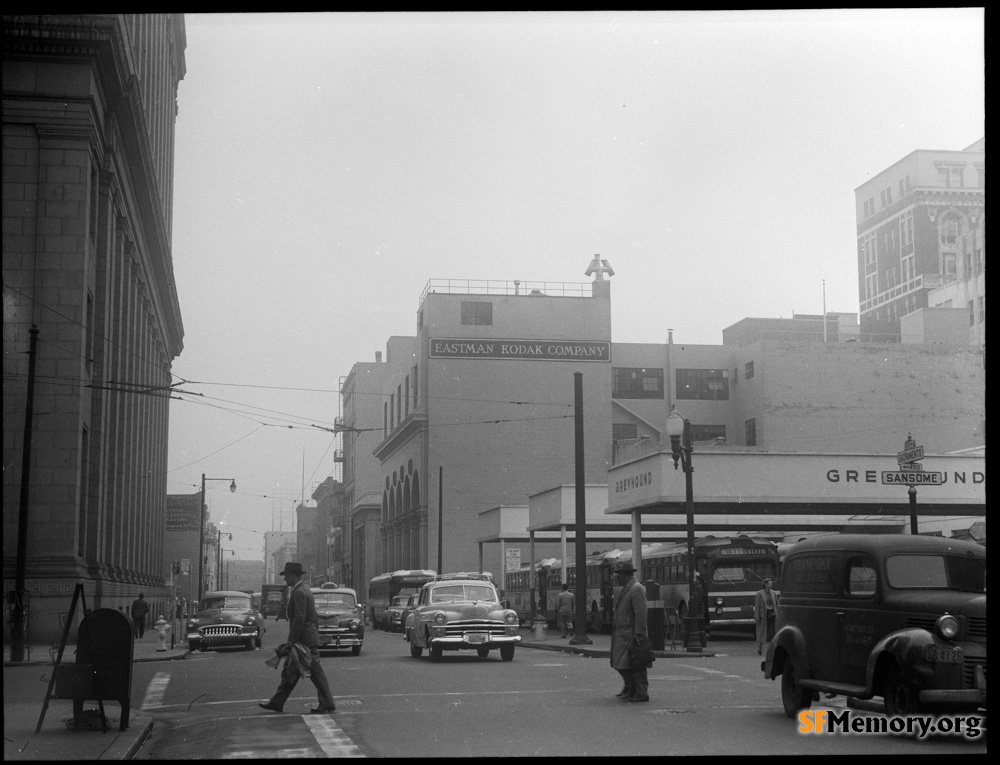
[610,560,649,702]
[259,562,336,714]
[754,577,779,655]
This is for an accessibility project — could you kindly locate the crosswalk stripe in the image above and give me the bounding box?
[303,715,366,757]
[141,672,170,709]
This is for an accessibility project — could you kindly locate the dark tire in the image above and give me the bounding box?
[188,640,201,652]
[883,664,921,717]
[476,646,490,658]
[781,658,813,718]
[430,644,443,663]
[500,645,515,662]
[244,639,254,651]
[351,645,361,656]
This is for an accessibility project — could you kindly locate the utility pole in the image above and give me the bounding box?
[11,325,39,662]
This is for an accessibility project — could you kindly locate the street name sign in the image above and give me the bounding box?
[882,470,944,486]
[897,445,925,465]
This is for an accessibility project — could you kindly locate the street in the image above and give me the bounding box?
[132,630,986,758]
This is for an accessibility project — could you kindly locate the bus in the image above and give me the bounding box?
[367,569,436,628]
[506,536,779,635]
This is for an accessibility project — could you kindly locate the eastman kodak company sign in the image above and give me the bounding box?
[430,338,611,362]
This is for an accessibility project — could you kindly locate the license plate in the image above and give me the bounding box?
[923,645,963,664]
[466,633,488,644]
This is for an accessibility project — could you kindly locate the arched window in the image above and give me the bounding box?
[411,471,421,512]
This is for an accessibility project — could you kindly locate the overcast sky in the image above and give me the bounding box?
[165,10,984,562]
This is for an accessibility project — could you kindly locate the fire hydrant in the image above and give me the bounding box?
[155,616,171,651]
[532,616,547,640]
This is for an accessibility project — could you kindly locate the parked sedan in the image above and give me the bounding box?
[186,591,265,652]
[406,577,521,662]
[312,584,365,655]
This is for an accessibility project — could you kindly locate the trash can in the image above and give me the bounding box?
[645,580,665,651]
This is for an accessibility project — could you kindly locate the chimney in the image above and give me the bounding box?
[375,352,382,363]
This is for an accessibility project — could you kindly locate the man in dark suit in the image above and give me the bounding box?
[259,562,336,714]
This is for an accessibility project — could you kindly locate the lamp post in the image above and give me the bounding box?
[199,474,236,600]
[665,408,702,652]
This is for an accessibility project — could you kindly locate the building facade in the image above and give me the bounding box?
[854,138,985,343]
[3,14,186,644]
[345,273,983,580]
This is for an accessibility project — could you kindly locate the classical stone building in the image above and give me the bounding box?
[3,14,186,645]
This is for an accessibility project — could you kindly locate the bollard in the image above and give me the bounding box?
[532,616,547,640]
[154,616,171,651]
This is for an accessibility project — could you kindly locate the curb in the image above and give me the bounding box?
[4,650,189,668]
[95,713,154,761]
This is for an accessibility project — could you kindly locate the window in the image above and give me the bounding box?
[744,361,754,380]
[969,300,976,327]
[612,367,664,399]
[690,424,726,441]
[404,376,410,416]
[942,253,957,276]
[941,218,959,245]
[675,369,729,401]
[900,211,913,247]
[846,556,877,595]
[461,301,493,325]
[412,364,418,409]
[745,418,756,446]
[397,384,402,424]
[861,232,876,265]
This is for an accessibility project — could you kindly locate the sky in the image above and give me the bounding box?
[164,10,985,563]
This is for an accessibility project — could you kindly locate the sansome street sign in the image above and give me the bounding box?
[882,470,944,486]
[897,445,925,465]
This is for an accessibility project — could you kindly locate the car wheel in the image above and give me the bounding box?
[500,645,515,662]
[781,658,813,718]
[430,644,443,663]
[244,639,254,650]
[188,640,201,652]
[883,664,921,717]
[351,645,361,656]
[477,646,490,658]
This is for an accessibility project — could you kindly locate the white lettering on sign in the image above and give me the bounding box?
[429,338,610,362]
[825,469,984,485]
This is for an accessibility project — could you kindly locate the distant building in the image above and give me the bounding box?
[223,560,265,593]
[854,138,985,344]
[343,269,983,577]
[263,531,295,583]
[3,14,187,644]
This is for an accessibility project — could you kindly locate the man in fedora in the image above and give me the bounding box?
[610,560,649,702]
[259,562,336,714]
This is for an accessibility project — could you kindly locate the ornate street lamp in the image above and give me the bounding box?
[199,474,236,599]
[665,408,702,652]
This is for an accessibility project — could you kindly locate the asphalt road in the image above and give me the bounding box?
[132,630,986,758]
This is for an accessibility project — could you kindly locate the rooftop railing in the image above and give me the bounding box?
[420,279,592,304]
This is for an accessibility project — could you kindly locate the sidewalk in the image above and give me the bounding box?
[3,636,188,761]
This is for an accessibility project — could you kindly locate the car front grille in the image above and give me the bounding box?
[202,625,241,637]
[965,616,986,641]
[962,657,986,688]
[443,619,506,638]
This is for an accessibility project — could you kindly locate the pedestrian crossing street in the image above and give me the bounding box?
[140,670,365,758]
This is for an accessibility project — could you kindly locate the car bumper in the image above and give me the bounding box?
[429,634,522,648]
[317,632,363,648]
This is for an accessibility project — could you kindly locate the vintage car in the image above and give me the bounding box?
[762,534,986,717]
[311,583,364,655]
[405,576,521,662]
[186,590,265,652]
[384,595,411,633]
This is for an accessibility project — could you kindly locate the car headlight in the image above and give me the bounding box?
[715,597,723,606]
[434,611,446,624]
[247,618,256,625]
[936,614,960,640]
[349,620,360,630]
[504,611,517,624]
[186,622,196,630]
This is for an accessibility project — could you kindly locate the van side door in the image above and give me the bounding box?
[837,552,880,687]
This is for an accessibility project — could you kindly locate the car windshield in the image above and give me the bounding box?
[390,596,408,607]
[885,553,986,591]
[314,593,357,608]
[202,596,251,610]
[430,585,498,603]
